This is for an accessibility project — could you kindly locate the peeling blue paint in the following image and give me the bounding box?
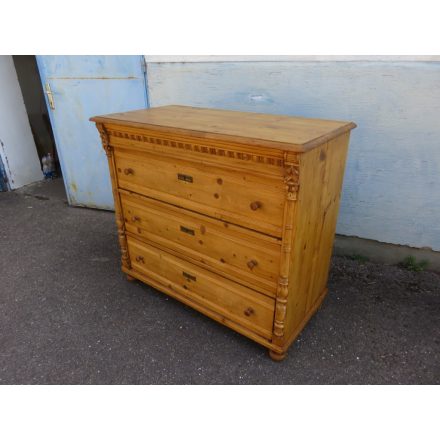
[36,56,148,209]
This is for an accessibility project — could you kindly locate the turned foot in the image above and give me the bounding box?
[126,274,136,282]
[269,350,287,361]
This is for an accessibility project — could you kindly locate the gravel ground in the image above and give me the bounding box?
[0,179,439,384]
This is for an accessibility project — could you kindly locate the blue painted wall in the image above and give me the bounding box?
[145,61,440,251]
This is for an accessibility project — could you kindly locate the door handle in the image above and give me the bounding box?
[45,83,55,110]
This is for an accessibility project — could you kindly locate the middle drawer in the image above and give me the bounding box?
[120,191,280,296]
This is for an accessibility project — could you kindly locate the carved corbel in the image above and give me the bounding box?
[96,123,113,157]
[284,162,300,201]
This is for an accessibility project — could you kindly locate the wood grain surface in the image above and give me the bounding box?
[93,106,355,359]
[91,105,355,152]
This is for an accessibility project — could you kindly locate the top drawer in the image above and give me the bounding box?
[113,148,285,237]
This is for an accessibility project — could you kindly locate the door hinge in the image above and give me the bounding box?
[44,82,55,110]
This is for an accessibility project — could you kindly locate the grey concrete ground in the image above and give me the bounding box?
[1,179,439,384]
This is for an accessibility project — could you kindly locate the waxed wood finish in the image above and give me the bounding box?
[92,105,355,152]
[91,105,355,360]
[283,132,351,351]
[127,237,275,339]
[120,192,280,296]
[114,147,285,237]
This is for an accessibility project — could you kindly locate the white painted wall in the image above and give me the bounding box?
[0,55,42,189]
[146,60,440,251]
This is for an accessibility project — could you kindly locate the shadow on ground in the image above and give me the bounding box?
[0,179,439,384]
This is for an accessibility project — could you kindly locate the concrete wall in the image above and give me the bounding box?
[145,59,440,251]
[0,56,42,189]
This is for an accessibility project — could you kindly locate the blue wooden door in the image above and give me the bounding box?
[36,56,148,209]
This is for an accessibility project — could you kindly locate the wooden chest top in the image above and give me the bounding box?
[90,105,356,152]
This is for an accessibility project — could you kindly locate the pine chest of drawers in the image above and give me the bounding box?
[91,105,356,360]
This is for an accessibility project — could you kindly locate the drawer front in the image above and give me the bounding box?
[127,237,275,339]
[121,193,280,295]
[114,148,285,237]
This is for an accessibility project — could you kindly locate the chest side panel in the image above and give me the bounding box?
[284,132,351,341]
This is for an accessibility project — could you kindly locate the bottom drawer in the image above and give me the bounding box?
[127,237,275,339]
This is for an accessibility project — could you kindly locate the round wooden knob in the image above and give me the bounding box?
[124,168,134,175]
[244,307,254,317]
[135,255,144,263]
[247,259,258,270]
[131,215,141,222]
[250,201,262,211]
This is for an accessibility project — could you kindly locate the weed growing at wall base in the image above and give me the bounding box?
[399,256,429,272]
